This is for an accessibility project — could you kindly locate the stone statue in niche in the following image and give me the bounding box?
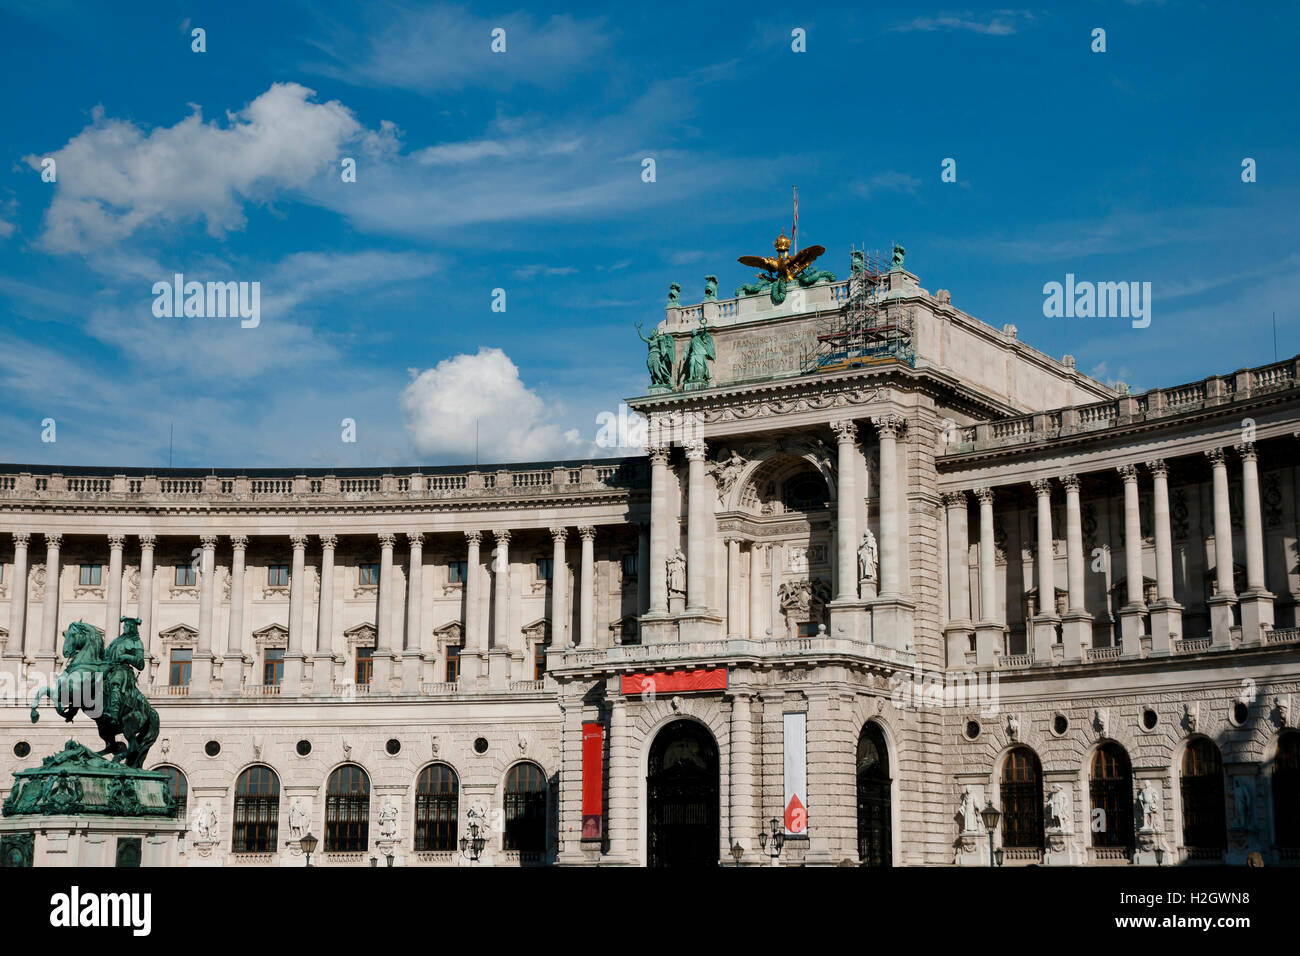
[378,798,399,839]
[192,804,218,842]
[1137,780,1162,832]
[289,801,307,841]
[959,787,980,833]
[667,549,686,594]
[1045,784,1070,832]
[1232,777,1255,828]
[858,530,878,582]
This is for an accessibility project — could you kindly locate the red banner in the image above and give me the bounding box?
[581,722,604,841]
[620,668,727,697]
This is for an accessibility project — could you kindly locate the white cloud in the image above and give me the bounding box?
[0,217,13,238]
[889,10,1035,35]
[28,83,364,253]
[852,171,922,199]
[400,348,587,462]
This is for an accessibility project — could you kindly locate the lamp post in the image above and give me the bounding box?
[979,801,1001,869]
[299,832,318,868]
[730,842,744,867]
[758,817,785,866]
[459,822,486,864]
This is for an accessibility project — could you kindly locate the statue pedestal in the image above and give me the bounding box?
[828,601,870,642]
[0,815,186,866]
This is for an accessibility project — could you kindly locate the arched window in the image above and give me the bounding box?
[1089,743,1134,852]
[155,765,188,820]
[233,766,280,853]
[1272,732,1300,850]
[856,723,892,867]
[415,764,459,852]
[326,764,370,852]
[1181,738,1226,851]
[503,762,547,854]
[1000,747,1044,850]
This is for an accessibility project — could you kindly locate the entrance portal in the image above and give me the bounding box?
[646,720,720,868]
[857,722,892,866]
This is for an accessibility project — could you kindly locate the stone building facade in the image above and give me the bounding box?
[1,251,1298,867]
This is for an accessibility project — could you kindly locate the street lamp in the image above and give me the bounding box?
[979,801,1001,869]
[299,832,318,868]
[758,817,785,866]
[370,855,378,867]
[730,842,744,867]
[459,822,486,863]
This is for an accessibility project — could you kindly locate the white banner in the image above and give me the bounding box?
[783,712,808,836]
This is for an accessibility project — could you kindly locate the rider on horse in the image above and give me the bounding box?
[103,617,145,724]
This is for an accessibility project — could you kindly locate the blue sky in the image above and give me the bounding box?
[0,0,1296,468]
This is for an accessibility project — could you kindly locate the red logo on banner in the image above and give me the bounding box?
[620,668,727,696]
[785,793,807,834]
[581,722,604,841]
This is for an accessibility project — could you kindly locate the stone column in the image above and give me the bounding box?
[647,446,670,615]
[726,537,742,636]
[748,543,765,638]
[684,440,709,613]
[1059,475,1092,660]
[1145,461,1182,653]
[7,532,30,663]
[403,531,424,689]
[1205,448,1237,646]
[282,533,309,692]
[729,692,756,856]
[372,532,397,689]
[1116,465,1147,656]
[831,420,860,602]
[873,416,903,597]
[1030,480,1059,662]
[105,533,125,639]
[488,529,511,688]
[942,491,972,666]
[226,535,248,658]
[463,531,484,682]
[550,527,568,647]
[38,532,63,659]
[315,534,336,681]
[972,489,1003,665]
[1235,442,1274,641]
[578,527,596,646]
[193,534,217,691]
[137,535,156,676]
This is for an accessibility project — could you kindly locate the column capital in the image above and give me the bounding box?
[830,420,859,444]
[290,533,310,549]
[684,439,708,461]
[45,532,63,548]
[318,533,337,549]
[722,533,743,545]
[647,445,671,465]
[230,534,249,550]
[12,531,31,547]
[107,533,127,549]
[1031,478,1053,498]
[549,525,568,542]
[1146,459,1168,477]
[974,487,994,506]
[577,525,597,541]
[137,533,156,549]
[464,530,482,546]
[1205,447,1227,467]
[1234,441,1257,462]
[1116,463,1139,483]
[378,532,397,548]
[1058,474,1080,493]
[405,531,425,546]
[941,490,967,509]
[491,528,511,545]
[199,534,218,549]
[871,414,907,439]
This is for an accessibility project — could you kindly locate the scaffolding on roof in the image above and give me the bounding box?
[803,247,915,374]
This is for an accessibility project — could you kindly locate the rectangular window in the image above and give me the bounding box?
[447,561,467,584]
[622,553,638,577]
[359,563,379,586]
[535,557,552,581]
[355,646,374,686]
[169,648,192,687]
[534,642,548,681]
[263,647,285,686]
[80,565,102,586]
[268,565,290,587]
[445,645,460,683]
[175,565,196,587]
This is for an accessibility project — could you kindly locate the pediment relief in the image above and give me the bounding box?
[343,622,377,646]
[158,623,197,646]
[252,623,289,647]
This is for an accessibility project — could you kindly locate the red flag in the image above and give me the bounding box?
[791,185,799,251]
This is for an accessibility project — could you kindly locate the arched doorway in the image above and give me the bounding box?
[856,722,892,866]
[647,720,719,868]
[1000,747,1044,855]
[1089,742,1134,855]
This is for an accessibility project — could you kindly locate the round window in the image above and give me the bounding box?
[13,741,31,758]
[1053,714,1069,736]
[1232,701,1249,726]
[204,740,221,757]
[296,739,312,756]
[386,738,401,756]
[1141,708,1158,731]
[964,720,980,741]
[473,737,490,754]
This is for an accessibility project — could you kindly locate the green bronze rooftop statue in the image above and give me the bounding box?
[30,617,160,769]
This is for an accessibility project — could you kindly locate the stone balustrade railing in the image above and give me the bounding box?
[553,635,914,670]
[0,458,648,505]
[949,357,1299,454]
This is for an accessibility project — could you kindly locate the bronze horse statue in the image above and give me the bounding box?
[30,618,160,769]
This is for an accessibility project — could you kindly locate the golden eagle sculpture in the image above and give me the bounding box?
[738,231,827,282]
